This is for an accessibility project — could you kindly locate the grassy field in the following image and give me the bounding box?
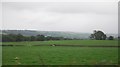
[2,40,118,46]
[0,46,2,66]
[2,40,119,65]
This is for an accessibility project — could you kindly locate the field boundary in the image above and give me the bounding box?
[1,44,119,47]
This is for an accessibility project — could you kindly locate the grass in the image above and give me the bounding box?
[2,40,118,46]
[0,46,2,66]
[2,40,119,65]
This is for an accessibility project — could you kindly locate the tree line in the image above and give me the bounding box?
[2,34,72,42]
[90,30,115,40]
[2,30,116,42]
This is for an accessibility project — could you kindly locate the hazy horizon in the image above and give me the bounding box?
[1,29,118,35]
[2,2,118,34]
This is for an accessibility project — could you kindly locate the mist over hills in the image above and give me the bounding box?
[1,30,118,39]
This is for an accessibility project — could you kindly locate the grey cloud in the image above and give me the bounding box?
[2,2,118,34]
[47,2,117,15]
[3,2,117,14]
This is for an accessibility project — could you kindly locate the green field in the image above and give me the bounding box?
[2,40,119,65]
[2,40,118,46]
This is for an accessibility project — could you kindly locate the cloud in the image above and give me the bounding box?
[3,2,117,14]
[47,2,117,15]
[2,2,118,34]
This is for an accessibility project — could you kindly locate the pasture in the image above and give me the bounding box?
[2,40,118,46]
[2,40,119,65]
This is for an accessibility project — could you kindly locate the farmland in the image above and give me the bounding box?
[2,40,119,65]
[2,40,118,46]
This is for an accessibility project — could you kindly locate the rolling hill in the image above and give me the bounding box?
[1,30,118,39]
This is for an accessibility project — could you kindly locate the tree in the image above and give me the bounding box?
[30,36,36,41]
[36,35,45,41]
[90,30,106,40]
[108,36,114,40]
[16,33,24,41]
[118,36,120,40]
[8,34,17,42]
[2,34,16,42]
[24,36,31,41]
[89,34,94,39]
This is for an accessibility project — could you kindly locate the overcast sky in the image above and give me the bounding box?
[2,2,118,34]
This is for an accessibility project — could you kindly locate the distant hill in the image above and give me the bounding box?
[1,30,118,39]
